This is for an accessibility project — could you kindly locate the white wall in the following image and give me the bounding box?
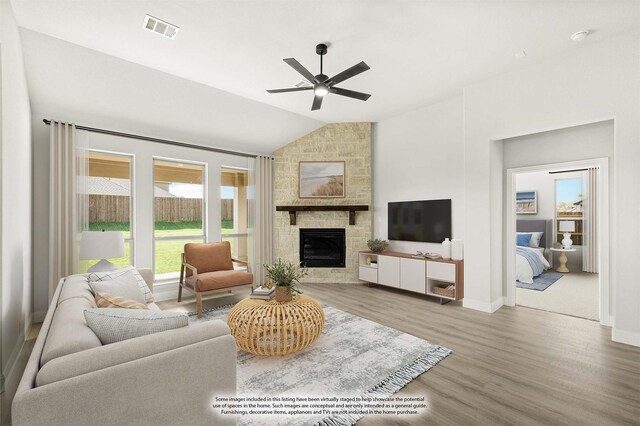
[0,0,32,395]
[464,31,639,346]
[31,119,249,310]
[20,29,323,156]
[373,96,464,254]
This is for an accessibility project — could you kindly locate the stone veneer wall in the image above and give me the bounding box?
[274,122,372,283]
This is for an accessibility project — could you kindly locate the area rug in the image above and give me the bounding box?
[190,304,451,426]
[517,271,563,291]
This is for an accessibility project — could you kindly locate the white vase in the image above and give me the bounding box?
[441,238,451,259]
[452,239,464,260]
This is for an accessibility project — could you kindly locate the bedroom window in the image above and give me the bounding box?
[80,151,134,272]
[555,177,583,246]
[153,159,206,278]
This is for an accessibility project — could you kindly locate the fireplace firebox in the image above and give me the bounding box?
[300,228,346,268]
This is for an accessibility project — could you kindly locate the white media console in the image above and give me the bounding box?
[358,251,464,303]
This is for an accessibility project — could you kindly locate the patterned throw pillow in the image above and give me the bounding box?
[83,308,188,344]
[88,266,154,303]
[88,271,146,304]
[95,292,149,310]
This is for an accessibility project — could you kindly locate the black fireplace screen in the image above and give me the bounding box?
[299,228,346,268]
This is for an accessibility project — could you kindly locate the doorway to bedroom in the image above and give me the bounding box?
[512,167,600,321]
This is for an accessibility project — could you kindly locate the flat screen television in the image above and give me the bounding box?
[388,199,452,243]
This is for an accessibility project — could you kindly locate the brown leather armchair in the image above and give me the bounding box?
[179,241,254,317]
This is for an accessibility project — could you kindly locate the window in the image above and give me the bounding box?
[555,177,584,246]
[221,168,248,262]
[80,151,134,272]
[154,159,206,277]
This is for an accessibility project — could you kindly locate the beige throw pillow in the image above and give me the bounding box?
[95,292,149,310]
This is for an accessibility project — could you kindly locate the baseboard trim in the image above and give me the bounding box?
[462,298,492,313]
[491,297,505,312]
[612,328,640,347]
[2,330,25,395]
[463,297,504,313]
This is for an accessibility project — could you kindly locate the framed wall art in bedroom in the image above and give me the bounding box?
[516,190,537,214]
[299,161,345,198]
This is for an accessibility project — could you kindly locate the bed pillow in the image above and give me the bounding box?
[83,308,188,344]
[516,233,532,247]
[88,266,154,303]
[517,231,543,248]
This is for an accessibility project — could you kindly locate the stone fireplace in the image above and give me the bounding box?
[274,123,372,283]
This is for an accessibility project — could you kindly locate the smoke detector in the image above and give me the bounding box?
[143,15,179,40]
[570,30,589,42]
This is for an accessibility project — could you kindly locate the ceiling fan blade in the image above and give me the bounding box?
[330,87,371,101]
[267,87,313,94]
[327,61,370,85]
[283,58,317,83]
[311,94,324,111]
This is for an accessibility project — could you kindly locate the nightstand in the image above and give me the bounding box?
[550,248,577,273]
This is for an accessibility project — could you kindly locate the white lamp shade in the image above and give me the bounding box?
[79,231,125,260]
[558,221,575,232]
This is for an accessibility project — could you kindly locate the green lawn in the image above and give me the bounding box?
[83,221,238,274]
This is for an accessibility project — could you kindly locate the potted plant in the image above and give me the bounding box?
[264,258,308,302]
[367,238,389,253]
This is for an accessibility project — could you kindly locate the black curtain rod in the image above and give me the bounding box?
[43,119,266,159]
[548,168,589,174]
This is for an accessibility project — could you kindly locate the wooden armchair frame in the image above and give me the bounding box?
[179,253,253,317]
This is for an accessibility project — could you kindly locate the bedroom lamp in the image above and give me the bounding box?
[558,221,575,249]
[79,231,125,272]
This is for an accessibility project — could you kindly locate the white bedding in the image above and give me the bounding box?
[516,246,550,284]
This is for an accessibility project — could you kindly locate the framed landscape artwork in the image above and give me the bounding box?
[516,190,537,214]
[299,161,345,198]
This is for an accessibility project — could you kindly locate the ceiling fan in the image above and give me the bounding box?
[267,43,371,111]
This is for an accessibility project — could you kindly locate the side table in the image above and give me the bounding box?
[227,294,324,356]
[550,248,577,273]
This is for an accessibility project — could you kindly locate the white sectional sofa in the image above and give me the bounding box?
[12,269,237,426]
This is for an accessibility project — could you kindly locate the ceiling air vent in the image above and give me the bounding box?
[143,14,179,40]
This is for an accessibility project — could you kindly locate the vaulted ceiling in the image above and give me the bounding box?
[12,0,640,152]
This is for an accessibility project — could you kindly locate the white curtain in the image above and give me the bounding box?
[49,121,88,300]
[583,167,599,273]
[247,155,274,286]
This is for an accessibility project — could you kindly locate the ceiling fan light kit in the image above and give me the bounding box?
[267,43,371,111]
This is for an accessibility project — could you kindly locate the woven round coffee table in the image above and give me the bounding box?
[227,294,324,356]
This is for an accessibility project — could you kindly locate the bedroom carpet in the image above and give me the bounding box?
[516,271,563,291]
[516,272,599,321]
[189,303,450,426]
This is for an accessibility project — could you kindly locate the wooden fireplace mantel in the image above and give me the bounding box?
[276,205,369,225]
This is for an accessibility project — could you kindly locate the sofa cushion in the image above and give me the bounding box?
[95,292,149,310]
[184,242,233,276]
[57,274,96,305]
[88,266,154,303]
[84,308,189,345]
[88,271,146,304]
[194,270,254,291]
[41,295,102,366]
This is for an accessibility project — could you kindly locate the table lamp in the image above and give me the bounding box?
[558,221,575,249]
[79,231,125,272]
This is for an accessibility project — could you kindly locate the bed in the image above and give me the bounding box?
[516,220,552,284]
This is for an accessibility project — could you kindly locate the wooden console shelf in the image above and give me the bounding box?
[358,251,464,303]
[276,205,369,225]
